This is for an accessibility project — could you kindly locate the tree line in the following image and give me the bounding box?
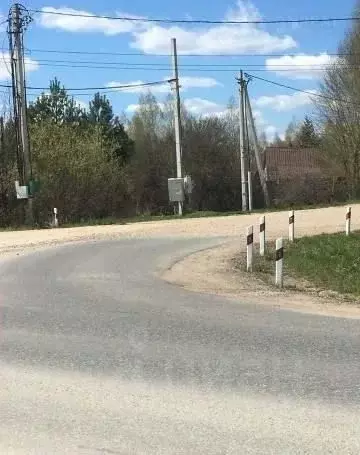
[0,80,245,226]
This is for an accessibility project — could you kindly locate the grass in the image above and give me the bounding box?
[286,233,360,296]
[61,210,246,228]
[251,232,360,297]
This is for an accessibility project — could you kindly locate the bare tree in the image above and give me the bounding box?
[316,2,360,197]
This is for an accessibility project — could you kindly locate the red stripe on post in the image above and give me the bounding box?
[260,222,265,233]
[247,233,254,245]
[346,211,351,220]
[289,215,294,224]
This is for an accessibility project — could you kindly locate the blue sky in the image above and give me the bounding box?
[0,0,356,139]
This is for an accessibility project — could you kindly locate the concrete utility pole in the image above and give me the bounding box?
[0,116,4,153]
[237,70,248,212]
[171,37,183,216]
[10,3,34,225]
[245,87,270,208]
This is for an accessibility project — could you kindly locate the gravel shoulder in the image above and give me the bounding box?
[0,203,358,251]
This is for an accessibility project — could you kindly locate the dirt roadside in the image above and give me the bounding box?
[0,203,359,250]
[162,241,360,319]
[1,204,360,317]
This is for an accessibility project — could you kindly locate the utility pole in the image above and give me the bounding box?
[9,3,34,225]
[237,70,248,212]
[245,86,270,208]
[171,37,183,216]
[0,117,4,153]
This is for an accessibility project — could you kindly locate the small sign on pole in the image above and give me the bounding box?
[275,238,284,288]
[246,225,254,272]
[15,180,28,200]
[346,206,351,236]
[289,210,295,242]
[259,216,265,257]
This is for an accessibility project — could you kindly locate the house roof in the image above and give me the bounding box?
[264,147,343,180]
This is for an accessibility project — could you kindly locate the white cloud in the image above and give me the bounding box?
[264,125,281,142]
[126,102,165,113]
[126,104,140,113]
[39,7,143,35]
[266,53,336,79]
[0,53,39,81]
[255,90,317,111]
[131,1,296,54]
[38,3,296,54]
[107,76,220,93]
[253,109,267,126]
[180,76,221,89]
[75,99,89,110]
[183,98,225,116]
[252,110,281,141]
[126,97,224,116]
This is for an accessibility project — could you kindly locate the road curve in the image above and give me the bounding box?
[1,237,360,454]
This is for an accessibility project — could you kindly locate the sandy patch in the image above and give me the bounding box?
[162,241,360,319]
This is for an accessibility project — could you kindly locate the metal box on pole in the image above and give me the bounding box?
[168,178,185,202]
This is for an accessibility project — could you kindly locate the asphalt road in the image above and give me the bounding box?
[1,237,360,454]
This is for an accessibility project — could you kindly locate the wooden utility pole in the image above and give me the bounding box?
[171,38,183,216]
[10,3,34,225]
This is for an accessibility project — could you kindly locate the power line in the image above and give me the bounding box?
[0,79,173,91]
[5,54,359,73]
[14,62,356,73]
[25,48,351,58]
[28,8,360,25]
[14,57,350,68]
[245,72,358,105]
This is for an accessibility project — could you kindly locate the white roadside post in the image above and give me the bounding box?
[275,238,284,288]
[289,210,295,242]
[248,171,253,212]
[346,206,351,236]
[246,226,254,272]
[259,216,266,257]
[53,208,59,228]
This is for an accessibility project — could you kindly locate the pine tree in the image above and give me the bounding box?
[28,78,85,125]
[87,92,134,163]
[296,116,320,147]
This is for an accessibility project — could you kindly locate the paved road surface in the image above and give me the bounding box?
[1,237,360,454]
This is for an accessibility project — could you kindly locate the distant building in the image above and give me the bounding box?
[262,147,345,206]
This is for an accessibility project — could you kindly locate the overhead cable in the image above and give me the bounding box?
[28,9,360,25]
